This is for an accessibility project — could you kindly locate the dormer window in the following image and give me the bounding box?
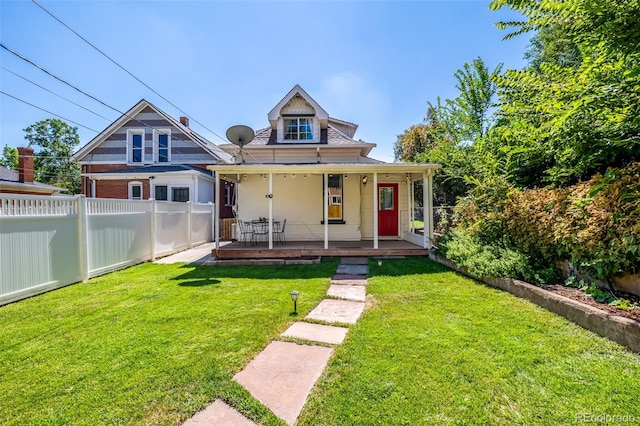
[284,117,313,141]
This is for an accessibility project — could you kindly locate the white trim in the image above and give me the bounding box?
[153,129,171,163]
[128,181,143,200]
[127,129,145,164]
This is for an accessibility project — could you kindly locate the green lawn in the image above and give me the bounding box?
[299,258,640,425]
[0,260,337,425]
[3,258,639,425]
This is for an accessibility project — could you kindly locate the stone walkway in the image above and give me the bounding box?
[183,257,369,425]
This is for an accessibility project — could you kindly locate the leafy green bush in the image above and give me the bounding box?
[450,163,639,284]
[435,229,552,284]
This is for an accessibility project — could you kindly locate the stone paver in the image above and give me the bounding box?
[331,275,368,286]
[183,399,256,426]
[336,264,369,275]
[340,257,369,265]
[306,299,365,324]
[234,341,333,425]
[327,284,366,302]
[281,322,349,345]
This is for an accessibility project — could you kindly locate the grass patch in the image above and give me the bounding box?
[299,258,640,425]
[0,260,337,425]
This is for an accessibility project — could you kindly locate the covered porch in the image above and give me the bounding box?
[207,163,440,258]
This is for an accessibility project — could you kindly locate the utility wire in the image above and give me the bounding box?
[31,0,227,143]
[0,43,228,157]
[1,65,112,121]
[0,91,100,132]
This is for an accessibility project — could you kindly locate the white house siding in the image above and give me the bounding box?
[236,174,362,241]
[198,177,214,203]
[239,147,368,165]
[361,175,409,240]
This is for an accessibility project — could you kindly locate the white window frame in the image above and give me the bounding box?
[127,129,145,164]
[128,181,143,200]
[284,116,314,141]
[153,129,171,163]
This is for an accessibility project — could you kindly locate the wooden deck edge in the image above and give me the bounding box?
[213,247,429,260]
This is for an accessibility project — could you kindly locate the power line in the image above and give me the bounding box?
[31,0,227,144]
[0,91,100,132]
[0,43,227,157]
[1,65,112,121]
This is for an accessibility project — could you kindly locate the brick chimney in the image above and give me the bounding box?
[17,147,34,184]
[180,116,189,127]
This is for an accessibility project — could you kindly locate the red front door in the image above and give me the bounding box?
[378,183,398,236]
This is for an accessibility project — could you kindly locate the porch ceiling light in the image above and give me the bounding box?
[290,290,300,314]
[361,175,368,187]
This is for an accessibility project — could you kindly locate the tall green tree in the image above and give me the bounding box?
[23,118,81,193]
[490,0,640,186]
[0,145,18,170]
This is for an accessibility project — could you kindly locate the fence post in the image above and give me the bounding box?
[150,198,156,261]
[187,201,193,248]
[77,195,89,282]
[209,202,215,242]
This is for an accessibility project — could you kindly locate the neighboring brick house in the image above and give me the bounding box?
[72,100,235,217]
[0,147,64,195]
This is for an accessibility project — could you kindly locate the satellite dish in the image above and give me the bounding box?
[226,125,254,164]
[226,125,254,147]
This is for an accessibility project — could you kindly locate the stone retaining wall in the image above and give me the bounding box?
[429,254,640,354]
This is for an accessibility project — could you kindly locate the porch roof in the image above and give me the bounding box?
[207,162,441,179]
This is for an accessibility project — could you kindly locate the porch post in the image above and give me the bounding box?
[422,172,428,249]
[214,172,220,253]
[373,172,378,249]
[268,172,273,249]
[407,176,412,233]
[323,172,329,249]
[427,169,435,243]
[410,179,415,232]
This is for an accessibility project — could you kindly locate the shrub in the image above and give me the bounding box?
[435,229,548,283]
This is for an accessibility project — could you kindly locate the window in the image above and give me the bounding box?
[172,187,190,202]
[379,187,394,210]
[128,181,143,200]
[224,184,233,207]
[154,185,168,201]
[128,130,145,163]
[154,130,170,163]
[284,117,313,141]
[324,174,343,222]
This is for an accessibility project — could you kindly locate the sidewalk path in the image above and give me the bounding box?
[183,257,369,425]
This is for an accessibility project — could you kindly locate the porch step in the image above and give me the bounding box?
[336,264,368,275]
[340,257,369,265]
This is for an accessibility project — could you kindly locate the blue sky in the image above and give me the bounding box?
[1,0,531,162]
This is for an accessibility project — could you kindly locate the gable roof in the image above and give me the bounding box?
[72,99,232,163]
[0,165,65,194]
[267,84,329,129]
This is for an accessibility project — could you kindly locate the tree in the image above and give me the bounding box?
[23,118,81,193]
[490,0,640,186]
[0,145,18,170]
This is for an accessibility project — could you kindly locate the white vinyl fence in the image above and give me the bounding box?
[0,194,214,305]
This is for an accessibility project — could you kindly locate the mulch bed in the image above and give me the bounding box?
[539,284,640,322]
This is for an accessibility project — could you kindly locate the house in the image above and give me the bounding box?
[208,85,440,256]
[72,99,235,217]
[0,147,65,195]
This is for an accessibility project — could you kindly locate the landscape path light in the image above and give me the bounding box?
[290,290,300,314]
